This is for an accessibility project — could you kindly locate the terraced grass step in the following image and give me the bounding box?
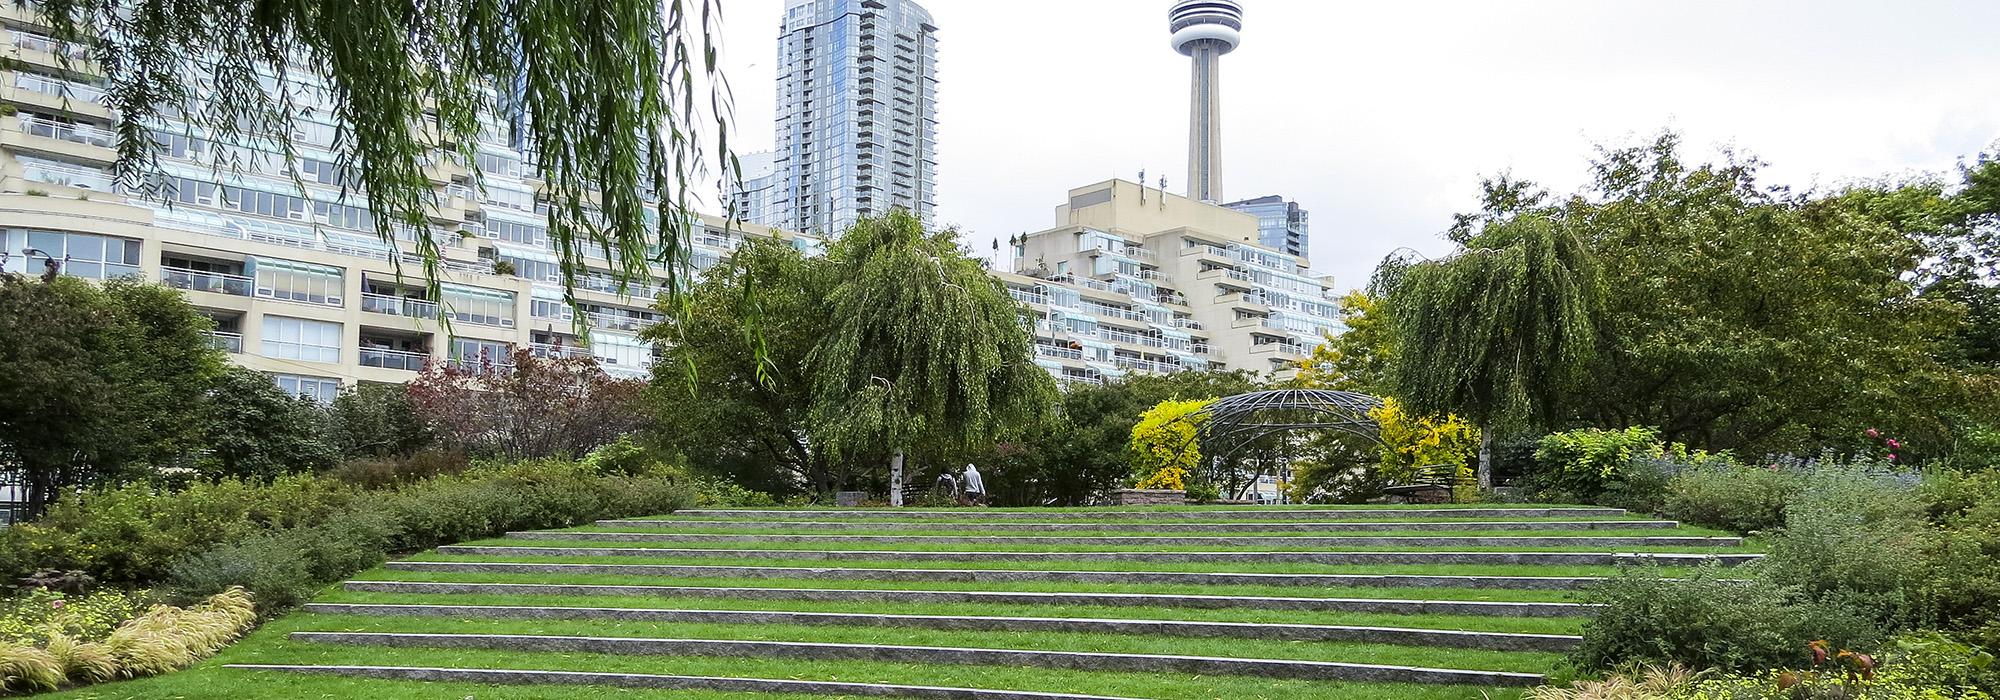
[519,531,1742,548]
[598,519,1686,532]
[341,580,1602,617]
[438,545,1763,567]
[385,561,1606,589]
[672,507,1626,521]
[227,664,1146,700]
[288,632,1548,687]
[301,603,1580,651]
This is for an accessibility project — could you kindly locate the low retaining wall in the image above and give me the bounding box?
[1110,489,1185,506]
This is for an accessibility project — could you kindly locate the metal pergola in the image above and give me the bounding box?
[1185,389,1388,461]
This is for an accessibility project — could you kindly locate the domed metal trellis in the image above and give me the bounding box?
[1181,389,1388,461]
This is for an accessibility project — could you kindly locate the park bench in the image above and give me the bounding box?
[1380,464,1470,504]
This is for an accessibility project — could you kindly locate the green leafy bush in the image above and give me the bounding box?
[1671,632,1996,699]
[1532,427,1668,503]
[0,589,150,646]
[0,476,359,585]
[1573,565,1883,673]
[164,461,692,612]
[691,475,778,507]
[1664,461,1802,533]
[326,448,469,488]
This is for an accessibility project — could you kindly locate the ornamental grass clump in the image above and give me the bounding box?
[103,588,255,678]
[42,632,116,684]
[0,644,61,693]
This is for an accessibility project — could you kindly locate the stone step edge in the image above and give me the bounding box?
[288,632,1547,687]
[598,519,1687,532]
[301,602,1582,652]
[522,532,1742,547]
[224,664,1147,700]
[437,545,1766,566]
[671,508,1625,521]
[343,580,1604,617]
[383,561,1606,590]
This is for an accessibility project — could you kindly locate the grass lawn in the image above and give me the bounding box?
[311,589,1592,634]
[352,568,1597,602]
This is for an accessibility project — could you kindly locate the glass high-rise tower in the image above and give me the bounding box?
[1222,195,1309,259]
[748,0,939,237]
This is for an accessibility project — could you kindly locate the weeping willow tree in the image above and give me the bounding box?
[31,0,733,301]
[1374,212,1601,488]
[807,211,1057,504]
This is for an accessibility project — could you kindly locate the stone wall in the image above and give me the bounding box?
[1112,489,1187,506]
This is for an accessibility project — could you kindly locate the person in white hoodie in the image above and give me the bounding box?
[961,463,986,506]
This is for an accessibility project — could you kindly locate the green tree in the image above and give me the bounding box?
[325,383,435,460]
[198,366,336,479]
[31,0,731,299]
[1291,291,1394,393]
[807,212,1057,503]
[982,370,1263,506]
[644,239,839,496]
[0,275,225,515]
[1548,135,1972,455]
[1376,209,1601,488]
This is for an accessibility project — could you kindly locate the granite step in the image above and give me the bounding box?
[437,545,1764,567]
[384,561,1605,590]
[344,580,1602,617]
[226,664,1148,699]
[302,602,1581,651]
[598,519,1686,533]
[517,531,1742,548]
[670,508,1626,521]
[288,632,1547,686]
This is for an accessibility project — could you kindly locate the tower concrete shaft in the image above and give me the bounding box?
[1185,39,1226,204]
[1168,0,1242,204]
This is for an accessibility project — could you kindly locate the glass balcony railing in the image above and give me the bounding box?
[207,331,243,354]
[360,292,440,318]
[529,342,592,360]
[358,346,430,372]
[161,266,254,296]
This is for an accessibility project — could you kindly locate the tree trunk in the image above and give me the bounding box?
[1477,426,1494,490]
[889,451,905,507]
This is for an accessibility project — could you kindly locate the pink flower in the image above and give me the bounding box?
[1888,453,1898,461]
[1886,439,1901,449]
[1865,428,1881,439]
[49,600,63,610]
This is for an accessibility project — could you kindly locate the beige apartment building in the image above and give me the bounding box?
[1002,179,1343,388]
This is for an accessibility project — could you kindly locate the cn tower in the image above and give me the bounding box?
[1169,0,1242,204]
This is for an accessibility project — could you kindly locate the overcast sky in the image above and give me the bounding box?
[705,0,2000,291]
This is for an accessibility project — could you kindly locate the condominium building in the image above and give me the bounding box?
[755,0,939,236]
[0,9,818,401]
[1003,179,1343,388]
[1222,194,1309,259]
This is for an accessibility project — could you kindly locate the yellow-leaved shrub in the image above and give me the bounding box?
[1128,398,1213,491]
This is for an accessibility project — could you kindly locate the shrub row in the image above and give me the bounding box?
[163,461,694,610]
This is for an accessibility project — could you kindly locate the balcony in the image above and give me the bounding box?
[1007,288,1049,306]
[360,292,440,319]
[529,342,592,360]
[584,310,657,333]
[358,346,430,372]
[18,113,114,149]
[162,267,254,297]
[207,331,243,354]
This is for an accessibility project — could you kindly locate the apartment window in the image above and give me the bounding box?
[531,298,574,322]
[151,130,210,160]
[450,338,513,367]
[440,283,515,327]
[475,151,521,178]
[17,155,114,191]
[222,185,307,220]
[272,373,341,404]
[300,157,359,188]
[261,316,341,364]
[488,218,547,247]
[312,201,373,231]
[254,258,344,306]
[3,229,141,280]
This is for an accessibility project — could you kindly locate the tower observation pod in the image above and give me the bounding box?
[1170,0,1242,204]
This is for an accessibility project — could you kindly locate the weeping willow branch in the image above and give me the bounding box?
[32,0,737,305]
[1376,213,1601,432]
